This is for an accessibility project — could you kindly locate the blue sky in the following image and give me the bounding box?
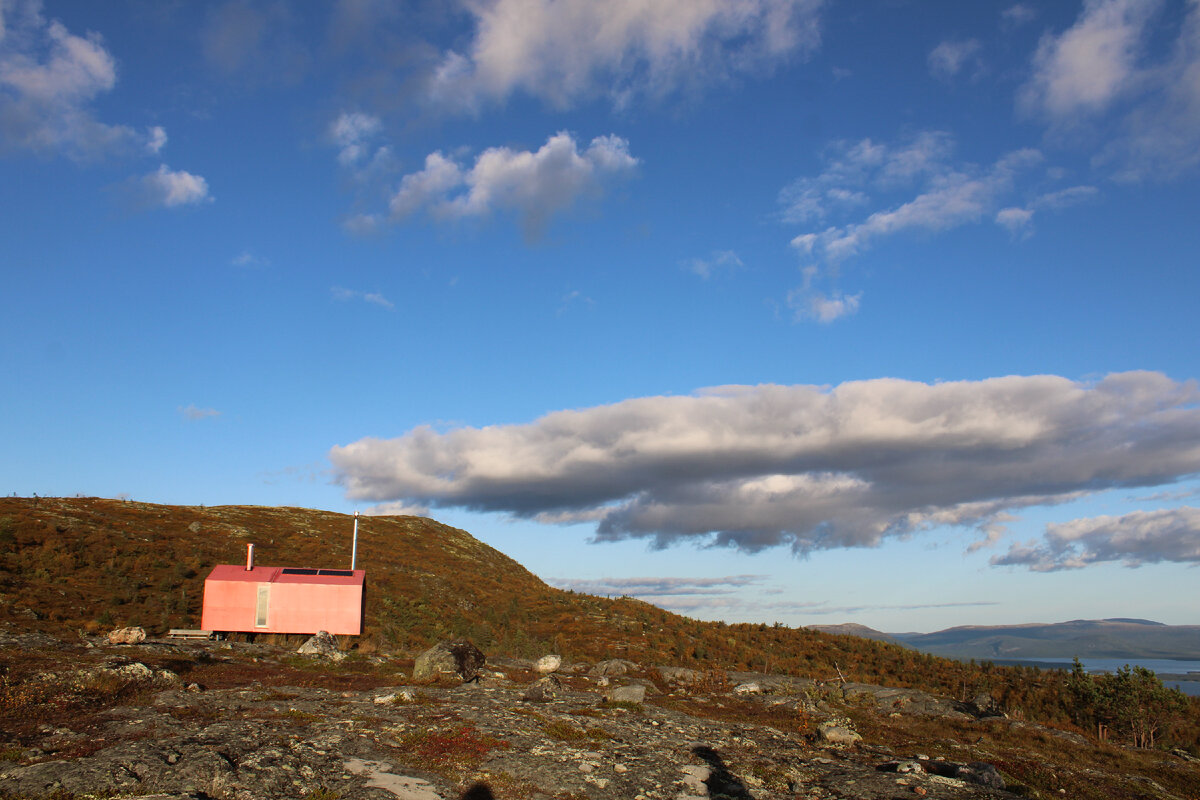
[3,0,1199,633]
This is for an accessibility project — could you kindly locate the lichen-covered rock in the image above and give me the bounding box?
[591,658,635,676]
[521,674,561,702]
[297,631,346,662]
[657,666,700,685]
[818,721,862,746]
[106,627,146,645]
[534,654,562,674]
[412,639,485,682]
[605,684,646,704]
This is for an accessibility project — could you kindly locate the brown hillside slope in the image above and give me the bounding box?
[0,496,1196,743]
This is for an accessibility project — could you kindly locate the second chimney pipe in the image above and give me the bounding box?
[246,543,255,571]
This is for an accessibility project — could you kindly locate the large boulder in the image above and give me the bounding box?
[297,631,346,662]
[817,721,862,746]
[591,658,635,677]
[604,684,646,704]
[521,675,561,702]
[413,639,486,683]
[106,627,146,645]
[534,654,562,674]
[657,666,700,686]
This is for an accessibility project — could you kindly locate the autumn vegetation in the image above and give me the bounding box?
[0,496,1197,799]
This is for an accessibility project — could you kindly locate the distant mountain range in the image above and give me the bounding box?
[809,619,1200,661]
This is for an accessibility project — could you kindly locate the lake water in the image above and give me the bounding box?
[991,657,1200,697]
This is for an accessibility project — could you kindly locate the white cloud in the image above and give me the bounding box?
[550,574,767,598]
[138,164,211,208]
[1032,184,1100,209]
[146,125,166,154]
[362,500,431,517]
[231,250,269,268]
[1019,0,1200,178]
[1020,0,1158,119]
[787,288,860,323]
[995,185,1099,237]
[0,0,158,159]
[813,147,1042,261]
[928,38,983,82]
[388,131,638,240]
[683,250,743,279]
[993,506,1200,570]
[428,0,824,111]
[330,371,1200,557]
[995,206,1034,237]
[179,404,219,421]
[330,111,382,166]
[331,286,395,310]
[779,131,958,226]
[1002,4,1037,29]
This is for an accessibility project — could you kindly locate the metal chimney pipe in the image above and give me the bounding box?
[246,543,255,571]
[351,511,359,571]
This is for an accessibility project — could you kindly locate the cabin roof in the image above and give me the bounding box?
[206,564,365,586]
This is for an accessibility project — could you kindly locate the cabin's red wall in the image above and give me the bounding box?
[200,565,365,635]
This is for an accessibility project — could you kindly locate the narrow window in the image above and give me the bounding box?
[255,584,269,627]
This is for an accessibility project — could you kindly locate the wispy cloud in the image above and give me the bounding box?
[199,1,308,86]
[550,574,767,598]
[682,250,743,280]
[231,250,269,268]
[331,371,1200,560]
[179,404,219,421]
[993,506,1200,571]
[331,286,394,310]
[428,0,824,112]
[787,287,860,323]
[363,500,431,517]
[928,38,984,82]
[557,289,594,315]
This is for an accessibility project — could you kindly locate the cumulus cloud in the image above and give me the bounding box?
[331,286,395,310]
[1021,0,1200,178]
[428,0,824,111]
[179,404,219,421]
[0,0,158,158]
[993,506,1200,571]
[387,131,637,240]
[330,371,1200,557]
[928,38,983,82]
[136,165,211,208]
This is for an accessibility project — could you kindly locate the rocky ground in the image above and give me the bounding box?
[0,632,1190,800]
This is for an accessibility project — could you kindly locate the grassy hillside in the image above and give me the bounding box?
[1,496,1197,755]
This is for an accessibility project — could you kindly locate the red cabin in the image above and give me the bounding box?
[201,547,365,635]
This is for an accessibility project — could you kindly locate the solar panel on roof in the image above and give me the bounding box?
[318,569,355,577]
[281,568,319,575]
